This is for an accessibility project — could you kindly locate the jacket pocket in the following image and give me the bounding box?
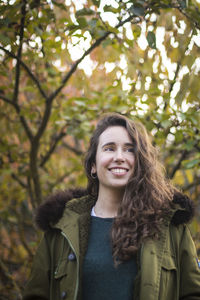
[54,260,68,279]
[162,255,176,271]
[159,255,177,299]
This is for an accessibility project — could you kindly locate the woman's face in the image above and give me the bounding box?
[92,126,135,194]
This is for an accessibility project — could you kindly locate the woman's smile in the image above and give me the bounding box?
[108,167,129,176]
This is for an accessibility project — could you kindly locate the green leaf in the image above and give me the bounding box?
[147,31,156,49]
[74,100,86,107]
[184,140,195,151]
[77,17,88,28]
[88,18,97,28]
[52,0,67,10]
[0,34,11,45]
[66,23,79,31]
[175,74,189,105]
[92,0,100,7]
[161,119,172,129]
[182,159,200,169]
[102,38,113,48]
[75,8,95,17]
[178,0,188,9]
[0,17,11,27]
[130,5,145,16]
[103,5,119,13]
[47,67,57,77]
[132,25,141,39]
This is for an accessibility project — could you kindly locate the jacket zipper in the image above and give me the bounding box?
[61,231,79,300]
[140,243,144,264]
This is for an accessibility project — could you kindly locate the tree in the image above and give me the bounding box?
[0,0,200,298]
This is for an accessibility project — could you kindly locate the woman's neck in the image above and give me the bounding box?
[94,188,124,218]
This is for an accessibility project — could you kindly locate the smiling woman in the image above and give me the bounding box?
[91,126,135,207]
[23,113,200,300]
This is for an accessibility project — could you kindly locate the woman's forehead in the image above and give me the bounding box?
[98,126,132,146]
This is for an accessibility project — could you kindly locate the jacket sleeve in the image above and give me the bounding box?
[179,225,200,299]
[22,233,51,300]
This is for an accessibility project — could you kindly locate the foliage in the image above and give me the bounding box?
[0,0,200,298]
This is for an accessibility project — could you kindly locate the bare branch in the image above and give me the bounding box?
[11,173,27,189]
[13,0,27,103]
[30,142,42,205]
[27,175,37,209]
[0,95,33,141]
[182,176,200,192]
[169,150,188,179]
[34,99,52,143]
[178,7,200,31]
[17,108,33,142]
[49,170,72,189]
[40,129,67,167]
[0,94,18,107]
[63,141,83,156]
[0,46,47,100]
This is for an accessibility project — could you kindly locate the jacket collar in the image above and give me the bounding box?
[35,188,195,231]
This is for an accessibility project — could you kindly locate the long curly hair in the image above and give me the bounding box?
[84,113,174,264]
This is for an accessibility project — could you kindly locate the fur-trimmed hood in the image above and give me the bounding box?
[35,188,195,232]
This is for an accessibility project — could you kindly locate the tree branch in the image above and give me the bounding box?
[34,99,52,143]
[11,173,27,189]
[49,170,73,189]
[27,175,37,209]
[169,150,188,179]
[40,129,67,167]
[0,94,33,141]
[13,0,27,103]
[0,94,18,107]
[182,176,200,192]
[164,32,194,111]
[163,61,181,111]
[63,141,83,156]
[29,141,42,205]
[16,106,33,141]
[0,46,47,100]
[178,6,200,31]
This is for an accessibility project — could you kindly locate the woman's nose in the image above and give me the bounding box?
[114,149,125,162]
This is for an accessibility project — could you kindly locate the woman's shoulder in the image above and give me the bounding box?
[35,188,89,231]
[170,191,195,226]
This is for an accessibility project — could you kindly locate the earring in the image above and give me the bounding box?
[91,172,97,179]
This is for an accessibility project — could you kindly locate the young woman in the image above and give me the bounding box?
[23,113,200,300]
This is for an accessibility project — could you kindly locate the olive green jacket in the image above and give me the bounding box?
[23,189,200,300]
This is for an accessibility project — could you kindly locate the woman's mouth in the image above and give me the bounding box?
[108,167,129,175]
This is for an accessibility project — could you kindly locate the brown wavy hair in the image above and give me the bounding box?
[84,113,174,264]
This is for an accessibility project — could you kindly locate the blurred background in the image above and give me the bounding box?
[0,0,200,298]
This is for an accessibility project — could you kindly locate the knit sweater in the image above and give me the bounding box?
[82,216,137,300]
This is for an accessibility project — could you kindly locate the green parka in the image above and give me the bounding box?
[23,189,200,300]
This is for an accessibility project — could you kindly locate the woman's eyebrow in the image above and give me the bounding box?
[102,142,115,148]
[102,142,134,148]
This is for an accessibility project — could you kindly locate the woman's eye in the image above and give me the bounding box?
[126,148,134,152]
[104,147,114,151]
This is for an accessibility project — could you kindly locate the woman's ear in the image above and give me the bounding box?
[91,164,97,174]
